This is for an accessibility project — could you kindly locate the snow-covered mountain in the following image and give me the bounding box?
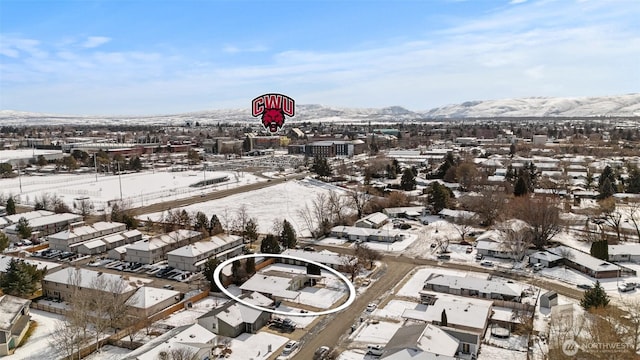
[1,94,638,126]
[423,93,640,118]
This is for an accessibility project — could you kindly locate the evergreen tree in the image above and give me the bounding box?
[245,257,256,275]
[435,153,456,179]
[0,232,9,252]
[202,258,220,291]
[590,240,609,261]
[598,165,617,199]
[400,168,417,191]
[209,214,224,235]
[0,259,45,296]
[514,175,529,197]
[525,162,539,192]
[580,281,610,310]
[427,182,450,213]
[280,220,297,249]
[17,217,31,239]
[260,234,281,254]
[244,219,259,246]
[627,166,640,193]
[129,156,143,171]
[194,211,209,232]
[5,197,16,215]
[311,156,332,177]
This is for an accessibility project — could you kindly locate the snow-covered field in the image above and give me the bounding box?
[11,309,66,360]
[83,345,132,360]
[0,169,263,212]
[140,178,349,237]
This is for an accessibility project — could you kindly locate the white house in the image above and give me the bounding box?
[48,221,126,251]
[167,234,243,272]
[124,229,202,264]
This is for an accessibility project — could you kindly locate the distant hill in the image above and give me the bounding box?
[1,94,638,126]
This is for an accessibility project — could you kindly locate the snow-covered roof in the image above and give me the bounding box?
[425,274,520,298]
[128,229,200,252]
[357,212,389,226]
[126,323,216,360]
[548,246,620,273]
[44,267,148,293]
[167,234,241,258]
[0,255,61,273]
[126,286,179,309]
[2,210,54,224]
[239,273,300,299]
[609,244,640,256]
[403,295,492,331]
[282,248,352,266]
[217,303,263,327]
[416,324,459,356]
[5,213,82,231]
[0,295,30,330]
[529,251,563,263]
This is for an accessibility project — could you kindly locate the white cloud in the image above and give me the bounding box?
[82,36,111,48]
[222,44,268,54]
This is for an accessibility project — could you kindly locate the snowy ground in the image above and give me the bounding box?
[220,331,289,360]
[337,349,381,360]
[477,344,528,360]
[0,169,263,213]
[11,309,66,360]
[272,304,318,328]
[140,178,349,237]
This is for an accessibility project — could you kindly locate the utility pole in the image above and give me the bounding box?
[118,161,123,201]
[94,155,98,182]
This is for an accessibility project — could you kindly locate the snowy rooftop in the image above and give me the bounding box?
[0,149,62,162]
[3,210,54,224]
[417,324,459,356]
[124,323,216,360]
[126,286,180,309]
[0,295,30,330]
[609,244,640,256]
[548,245,620,272]
[5,213,82,231]
[529,251,563,263]
[281,248,352,266]
[167,234,241,258]
[47,221,123,241]
[239,273,300,299]
[358,212,389,226]
[402,295,492,331]
[44,267,149,293]
[384,323,459,360]
[425,274,521,297]
[127,229,200,251]
[0,255,61,273]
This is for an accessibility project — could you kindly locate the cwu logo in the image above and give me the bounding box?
[251,93,295,134]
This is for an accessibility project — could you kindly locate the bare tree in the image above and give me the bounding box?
[158,347,196,360]
[341,256,361,282]
[49,320,84,360]
[547,306,586,359]
[498,223,533,261]
[349,185,371,219]
[510,196,561,249]
[297,193,331,238]
[355,243,381,270]
[327,190,350,225]
[233,205,250,241]
[598,197,624,243]
[451,211,478,242]
[75,198,94,217]
[459,188,507,226]
[623,201,640,242]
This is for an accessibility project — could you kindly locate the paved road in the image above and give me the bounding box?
[292,261,413,360]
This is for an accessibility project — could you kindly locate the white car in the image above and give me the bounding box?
[281,341,299,356]
[366,303,377,312]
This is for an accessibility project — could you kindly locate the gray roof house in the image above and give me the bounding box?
[0,295,31,356]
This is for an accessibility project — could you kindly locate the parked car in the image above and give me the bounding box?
[480,260,494,267]
[313,346,331,360]
[367,344,384,356]
[475,254,484,260]
[618,283,635,292]
[532,263,544,272]
[437,254,451,260]
[466,247,473,254]
[281,340,299,356]
[577,284,594,290]
[366,303,377,312]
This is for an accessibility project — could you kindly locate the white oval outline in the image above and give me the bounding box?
[213,253,356,317]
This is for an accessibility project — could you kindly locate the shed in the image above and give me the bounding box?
[540,291,558,308]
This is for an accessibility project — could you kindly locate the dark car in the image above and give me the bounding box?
[313,346,331,360]
[577,284,593,290]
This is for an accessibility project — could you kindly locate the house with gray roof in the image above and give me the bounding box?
[0,295,31,356]
[382,324,460,360]
[197,292,272,338]
[548,246,621,278]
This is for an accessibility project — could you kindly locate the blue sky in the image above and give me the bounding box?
[1,0,639,115]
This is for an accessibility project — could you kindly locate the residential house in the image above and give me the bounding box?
[528,251,563,268]
[540,291,558,308]
[609,244,640,263]
[124,229,202,264]
[422,274,522,302]
[239,270,311,303]
[3,213,82,241]
[73,229,143,255]
[125,286,181,318]
[354,212,389,229]
[167,234,243,272]
[0,295,31,356]
[122,323,216,360]
[548,246,620,278]
[42,267,146,302]
[280,249,356,272]
[47,221,126,251]
[330,226,402,243]
[197,292,272,338]
[382,324,460,360]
